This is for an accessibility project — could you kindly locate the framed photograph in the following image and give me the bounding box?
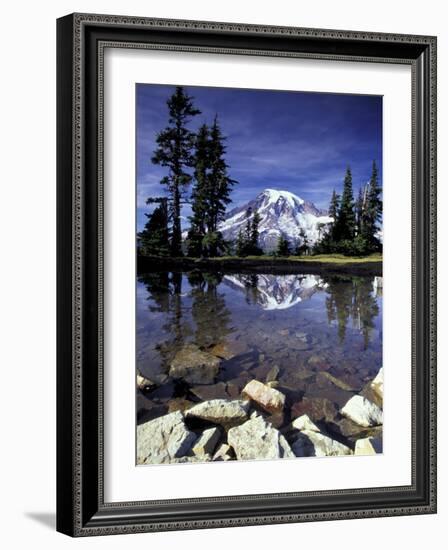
[56,13,437,536]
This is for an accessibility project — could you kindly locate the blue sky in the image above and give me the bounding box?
[136,84,382,231]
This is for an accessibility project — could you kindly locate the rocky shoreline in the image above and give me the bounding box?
[137,341,383,465]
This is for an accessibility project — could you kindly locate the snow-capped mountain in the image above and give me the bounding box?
[218,189,333,252]
[223,273,326,310]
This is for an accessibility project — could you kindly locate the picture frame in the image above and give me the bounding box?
[56,13,437,536]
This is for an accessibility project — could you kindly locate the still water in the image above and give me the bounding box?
[136,270,382,432]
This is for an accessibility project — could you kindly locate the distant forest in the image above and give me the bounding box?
[138,86,382,259]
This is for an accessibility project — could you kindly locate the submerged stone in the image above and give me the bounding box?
[291,396,338,424]
[169,344,221,385]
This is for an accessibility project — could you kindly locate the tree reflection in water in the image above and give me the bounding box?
[187,270,233,348]
[138,271,382,360]
[324,275,380,348]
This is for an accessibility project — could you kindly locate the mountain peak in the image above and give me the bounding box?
[260,188,305,207]
[219,188,333,252]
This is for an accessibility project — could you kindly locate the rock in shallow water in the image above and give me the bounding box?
[242,379,285,414]
[185,399,250,426]
[228,415,294,460]
[137,411,196,464]
[291,396,338,424]
[341,395,383,427]
[169,344,221,385]
[136,371,156,392]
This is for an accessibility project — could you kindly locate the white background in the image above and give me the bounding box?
[105,49,412,501]
[0,0,445,548]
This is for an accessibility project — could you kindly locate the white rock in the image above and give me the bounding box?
[137,411,196,464]
[212,443,234,461]
[227,415,294,460]
[171,454,212,463]
[355,436,383,455]
[192,427,221,457]
[185,399,249,426]
[292,430,352,457]
[292,414,320,432]
[136,371,155,391]
[341,395,383,427]
[371,368,384,399]
[242,379,285,414]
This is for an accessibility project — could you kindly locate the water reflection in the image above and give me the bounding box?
[187,271,234,348]
[137,270,382,431]
[138,271,382,359]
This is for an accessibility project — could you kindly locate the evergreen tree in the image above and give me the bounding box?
[151,86,200,256]
[362,160,382,250]
[187,124,210,256]
[335,166,356,241]
[276,234,291,256]
[204,116,236,256]
[236,229,246,257]
[294,228,309,256]
[249,210,263,255]
[328,189,340,221]
[355,186,365,236]
[138,198,169,257]
[188,116,235,257]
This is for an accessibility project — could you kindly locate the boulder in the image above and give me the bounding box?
[228,415,294,460]
[242,379,285,414]
[371,368,384,399]
[292,414,320,432]
[355,435,383,455]
[213,443,235,461]
[137,411,196,464]
[169,344,221,385]
[185,399,250,426]
[292,430,352,457]
[192,427,221,457]
[341,395,383,427]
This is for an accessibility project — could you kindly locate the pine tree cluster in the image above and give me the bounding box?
[315,162,382,256]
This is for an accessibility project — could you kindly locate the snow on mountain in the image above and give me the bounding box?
[218,189,333,252]
[223,273,326,310]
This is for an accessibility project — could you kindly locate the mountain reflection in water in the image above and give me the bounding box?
[136,270,382,429]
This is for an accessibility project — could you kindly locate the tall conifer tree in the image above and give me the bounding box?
[151,86,200,256]
[335,166,356,241]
